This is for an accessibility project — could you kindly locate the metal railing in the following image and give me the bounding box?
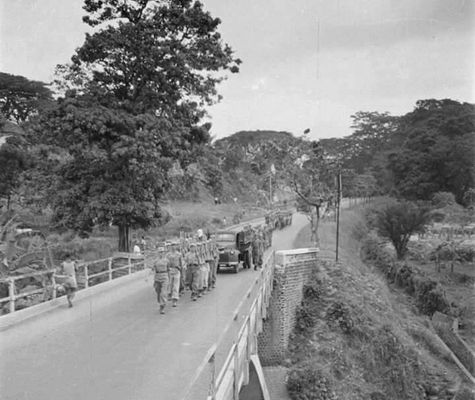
[183,250,275,400]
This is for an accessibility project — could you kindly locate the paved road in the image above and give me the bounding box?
[0,213,308,400]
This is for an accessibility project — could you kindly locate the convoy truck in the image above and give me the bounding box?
[215,226,253,273]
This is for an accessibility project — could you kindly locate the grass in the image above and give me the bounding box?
[287,206,470,400]
[53,200,268,261]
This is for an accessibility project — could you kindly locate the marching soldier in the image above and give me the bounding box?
[151,250,169,314]
[198,243,209,295]
[167,243,183,307]
[205,240,216,291]
[251,229,260,271]
[185,243,201,301]
[179,243,187,296]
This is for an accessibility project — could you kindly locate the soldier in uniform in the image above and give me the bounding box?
[167,243,183,307]
[251,229,261,271]
[179,243,187,296]
[205,240,216,291]
[185,243,201,301]
[198,243,209,295]
[151,250,169,314]
[56,254,78,308]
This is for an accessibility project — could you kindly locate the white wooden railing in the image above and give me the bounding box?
[183,250,275,400]
[0,253,148,314]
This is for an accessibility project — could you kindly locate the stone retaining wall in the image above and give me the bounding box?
[258,248,318,365]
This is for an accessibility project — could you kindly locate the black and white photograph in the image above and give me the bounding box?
[0,1,474,399]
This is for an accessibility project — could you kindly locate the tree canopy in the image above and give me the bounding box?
[36,0,240,250]
[386,99,475,203]
[0,72,53,123]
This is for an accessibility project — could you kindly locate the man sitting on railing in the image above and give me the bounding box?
[55,254,78,308]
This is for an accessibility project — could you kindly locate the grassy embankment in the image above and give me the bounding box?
[287,206,472,400]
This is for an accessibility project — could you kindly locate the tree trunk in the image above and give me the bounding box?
[118,223,130,253]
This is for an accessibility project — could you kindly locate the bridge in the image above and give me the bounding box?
[0,213,319,400]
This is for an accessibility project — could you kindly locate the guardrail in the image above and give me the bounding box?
[183,249,275,400]
[0,253,148,315]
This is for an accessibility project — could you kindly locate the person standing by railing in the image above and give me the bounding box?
[55,254,78,308]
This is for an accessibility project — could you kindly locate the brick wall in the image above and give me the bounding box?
[258,249,318,366]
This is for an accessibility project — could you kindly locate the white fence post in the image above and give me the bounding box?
[108,258,113,281]
[8,279,15,313]
[52,274,57,299]
[233,346,239,400]
[128,256,132,274]
[84,264,89,288]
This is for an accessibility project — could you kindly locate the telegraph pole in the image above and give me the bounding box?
[335,168,342,262]
[269,174,272,208]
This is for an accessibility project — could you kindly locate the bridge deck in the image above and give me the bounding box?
[0,214,307,400]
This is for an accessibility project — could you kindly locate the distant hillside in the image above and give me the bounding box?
[214,130,293,147]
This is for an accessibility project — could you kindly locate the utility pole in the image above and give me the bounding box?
[269,174,272,208]
[335,168,342,262]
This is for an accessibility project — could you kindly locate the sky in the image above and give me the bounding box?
[1,0,474,140]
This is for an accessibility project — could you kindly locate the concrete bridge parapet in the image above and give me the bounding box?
[258,248,319,366]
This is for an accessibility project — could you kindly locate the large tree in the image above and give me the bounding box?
[35,0,240,251]
[0,72,53,123]
[0,120,28,209]
[386,99,475,203]
[277,136,334,246]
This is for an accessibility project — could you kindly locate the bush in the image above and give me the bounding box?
[295,305,315,334]
[430,241,475,263]
[432,192,456,207]
[49,237,114,262]
[415,279,450,316]
[295,279,322,335]
[361,234,394,272]
[287,365,337,400]
[326,302,355,334]
[370,200,431,259]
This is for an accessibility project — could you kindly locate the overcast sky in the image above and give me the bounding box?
[1,0,474,139]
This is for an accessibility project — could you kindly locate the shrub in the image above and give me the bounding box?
[295,304,315,334]
[295,279,322,335]
[361,234,394,272]
[415,279,450,316]
[430,241,475,263]
[371,200,431,259]
[287,365,337,400]
[432,192,456,207]
[326,302,355,334]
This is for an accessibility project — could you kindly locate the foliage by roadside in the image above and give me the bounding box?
[287,206,471,400]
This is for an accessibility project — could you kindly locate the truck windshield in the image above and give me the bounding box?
[216,233,235,242]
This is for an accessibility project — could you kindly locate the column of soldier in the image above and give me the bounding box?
[149,236,219,314]
[149,226,272,315]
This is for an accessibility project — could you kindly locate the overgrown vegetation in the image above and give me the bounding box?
[287,207,474,400]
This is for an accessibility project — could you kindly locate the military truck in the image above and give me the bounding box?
[215,226,253,273]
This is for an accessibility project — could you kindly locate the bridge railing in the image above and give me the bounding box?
[0,253,149,315]
[183,250,275,400]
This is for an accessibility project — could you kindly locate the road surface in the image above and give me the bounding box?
[0,213,308,400]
